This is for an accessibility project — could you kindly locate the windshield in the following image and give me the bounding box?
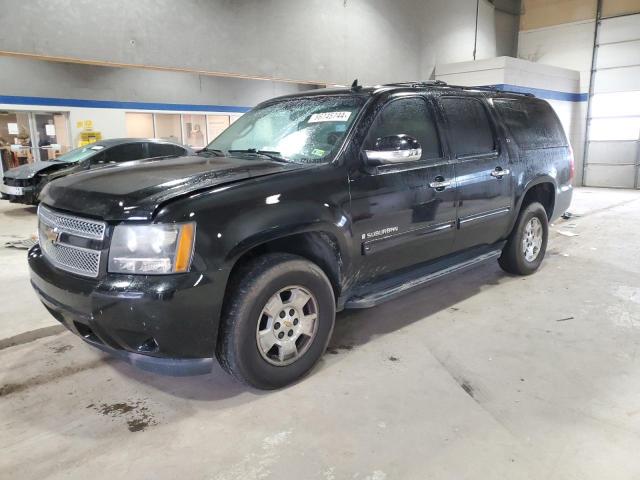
[56,144,105,163]
[205,95,366,164]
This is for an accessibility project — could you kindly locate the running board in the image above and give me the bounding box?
[344,246,503,309]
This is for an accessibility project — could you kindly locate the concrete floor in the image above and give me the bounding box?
[1,187,640,480]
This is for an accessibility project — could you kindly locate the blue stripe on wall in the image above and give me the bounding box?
[486,84,588,102]
[0,85,588,110]
[0,94,251,113]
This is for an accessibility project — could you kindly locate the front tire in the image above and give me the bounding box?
[217,253,335,389]
[498,202,549,275]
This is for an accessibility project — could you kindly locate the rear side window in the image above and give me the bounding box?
[104,143,145,163]
[148,143,184,158]
[440,97,495,157]
[364,97,442,160]
[494,99,567,149]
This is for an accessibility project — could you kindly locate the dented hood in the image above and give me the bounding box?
[39,154,308,221]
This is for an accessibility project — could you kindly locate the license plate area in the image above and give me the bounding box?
[1,184,24,195]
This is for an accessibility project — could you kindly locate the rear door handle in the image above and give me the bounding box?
[490,167,510,178]
[429,176,451,191]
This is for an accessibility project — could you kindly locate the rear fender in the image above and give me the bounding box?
[508,175,557,233]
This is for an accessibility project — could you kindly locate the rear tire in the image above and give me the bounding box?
[217,253,335,389]
[498,202,548,275]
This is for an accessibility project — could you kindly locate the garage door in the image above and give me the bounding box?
[584,5,640,188]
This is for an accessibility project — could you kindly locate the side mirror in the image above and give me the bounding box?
[364,134,422,165]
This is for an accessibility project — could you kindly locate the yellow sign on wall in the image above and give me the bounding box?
[79,130,102,147]
[77,119,94,130]
[76,119,101,147]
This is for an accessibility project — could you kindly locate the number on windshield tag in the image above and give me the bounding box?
[308,111,352,123]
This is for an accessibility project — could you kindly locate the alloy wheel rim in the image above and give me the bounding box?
[256,286,319,366]
[522,217,543,262]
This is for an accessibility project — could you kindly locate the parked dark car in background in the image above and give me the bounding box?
[1,138,192,205]
[28,82,573,389]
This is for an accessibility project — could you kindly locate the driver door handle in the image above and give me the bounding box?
[490,167,510,178]
[429,176,451,191]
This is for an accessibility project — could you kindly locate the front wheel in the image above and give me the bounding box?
[498,202,549,275]
[217,253,335,389]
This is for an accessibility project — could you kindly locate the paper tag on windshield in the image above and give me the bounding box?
[308,111,352,123]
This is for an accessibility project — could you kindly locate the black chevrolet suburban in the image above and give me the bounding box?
[29,82,573,389]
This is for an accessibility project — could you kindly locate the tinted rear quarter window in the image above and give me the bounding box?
[493,98,567,149]
[149,143,184,157]
[440,97,496,157]
[105,143,146,163]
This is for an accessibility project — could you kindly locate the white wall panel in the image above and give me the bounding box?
[598,14,640,43]
[596,40,640,69]
[587,141,639,165]
[591,91,640,116]
[589,117,640,140]
[592,66,640,93]
[585,164,637,187]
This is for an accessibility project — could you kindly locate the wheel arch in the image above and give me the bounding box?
[223,227,346,309]
[510,176,556,232]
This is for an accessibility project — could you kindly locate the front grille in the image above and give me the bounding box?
[38,204,106,240]
[38,205,106,278]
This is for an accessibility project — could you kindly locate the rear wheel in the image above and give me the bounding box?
[217,253,335,389]
[498,202,548,275]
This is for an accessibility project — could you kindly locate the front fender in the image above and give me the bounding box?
[153,164,353,278]
[223,200,352,268]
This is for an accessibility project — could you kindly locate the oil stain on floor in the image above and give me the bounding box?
[87,399,158,432]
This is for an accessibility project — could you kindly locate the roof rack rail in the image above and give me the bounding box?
[382,80,448,88]
[378,81,534,97]
[444,83,535,97]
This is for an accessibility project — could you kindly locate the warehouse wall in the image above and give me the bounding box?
[518,0,596,89]
[0,55,316,149]
[517,0,599,185]
[518,20,594,184]
[0,0,520,85]
[0,56,315,108]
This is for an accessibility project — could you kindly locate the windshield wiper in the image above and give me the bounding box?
[228,149,290,163]
[198,147,225,156]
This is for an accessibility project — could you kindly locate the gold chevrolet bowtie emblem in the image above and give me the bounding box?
[43,225,60,244]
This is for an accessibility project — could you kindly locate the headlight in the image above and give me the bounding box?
[108,223,196,274]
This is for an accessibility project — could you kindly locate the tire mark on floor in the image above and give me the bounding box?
[0,325,66,351]
[0,357,114,397]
